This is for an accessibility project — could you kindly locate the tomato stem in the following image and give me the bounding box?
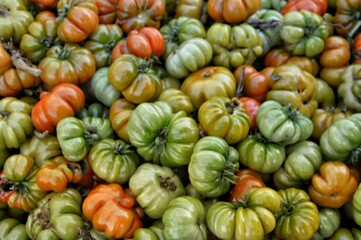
[56,4,70,22]
[0,4,10,17]
[113,144,135,155]
[0,110,10,118]
[223,162,238,184]
[55,46,71,60]
[155,127,169,146]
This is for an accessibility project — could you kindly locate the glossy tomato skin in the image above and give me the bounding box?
[95,0,119,24]
[229,169,266,201]
[281,0,328,16]
[337,65,361,112]
[0,218,28,240]
[239,97,261,130]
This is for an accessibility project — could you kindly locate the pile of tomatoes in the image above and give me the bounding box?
[1,0,361,239]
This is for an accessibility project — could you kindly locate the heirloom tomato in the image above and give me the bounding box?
[237,133,286,174]
[320,36,351,68]
[309,161,358,208]
[312,208,341,240]
[165,38,213,79]
[274,188,320,240]
[320,113,361,162]
[174,0,207,21]
[95,0,119,24]
[160,17,206,60]
[82,183,143,239]
[229,169,266,201]
[337,64,361,112]
[31,83,85,133]
[129,163,185,219]
[260,0,287,11]
[128,101,199,167]
[281,0,328,16]
[108,54,162,104]
[0,97,33,149]
[158,88,194,114]
[0,218,27,240]
[88,138,139,184]
[355,33,361,64]
[188,136,240,198]
[56,0,99,43]
[162,196,207,240]
[334,0,361,37]
[29,0,58,9]
[206,22,263,69]
[39,44,96,89]
[198,97,251,144]
[207,0,261,24]
[314,78,335,108]
[352,183,361,227]
[239,97,261,131]
[116,0,165,33]
[256,100,313,146]
[207,187,280,240]
[181,66,236,109]
[273,141,323,189]
[319,66,348,88]
[330,228,361,240]
[0,0,34,44]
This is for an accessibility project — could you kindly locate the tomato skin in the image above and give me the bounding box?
[229,169,266,201]
[320,36,351,68]
[0,218,28,240]
[281,0,328,16]
[95,0,119,24]
[355,33,361,64]
[31,83,85,133]
[239,97,260,130]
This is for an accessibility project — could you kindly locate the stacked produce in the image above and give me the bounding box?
[1,0,361,239]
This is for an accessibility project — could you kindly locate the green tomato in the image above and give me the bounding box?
[130,228,159,240]
[260,0,287,11]
[129,163,185,219]
[206,22,263,69]
[162,196,207,240]
[83,24,123,68]
[88,138,139,184]
[26,188,84,240]
[165,38,213,79]
[128,101,199,167]
[78,102,109,119]
[273,141,323,189]
[353,183,361,227]
[320,113,361,162]
[280,10,330,57]
[237,133,286,173]
[337,65,361,112]
[188,136,239,198]
[275,188,320,240]
[206,187,281,240]
[158,88,194,114]
[0,218,28,240]
[160,16,207,60]
[312,208,341,240]
[256,100,313,146]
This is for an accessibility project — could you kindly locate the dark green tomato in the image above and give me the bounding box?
[78,102,110,119]
[84,24,123,68]
[129,163,185,219]
[256,100,313,146]
[329,228,361,240]
[0,218,28,240]
[237,133,286,173]
[160,16,207,60]
[26,188,84,240]
[128,101,200,167]
[312,208,341,240]
[320,113,361,162]
[188,136,239,198]
[88,138,139,184]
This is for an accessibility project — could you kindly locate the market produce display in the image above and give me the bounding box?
[1,0,361,239]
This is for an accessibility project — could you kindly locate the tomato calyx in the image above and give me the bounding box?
[225,100,240,114]
[222,162,238,184]
[55,45,71,60]
[155,127,169,146]
[278,203,296,217]
[0,4,10,16]
[113,143,135,155]
[84,127,101,146]
[0,110,10,118]
[159,176,177,191]
[56,4,71,22]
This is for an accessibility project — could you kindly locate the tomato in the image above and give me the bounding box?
[180,66,236,109]
[109,98,136,143]
[256,100,313,146]
[229,169,266,201]
[330,228,361,240]
[309,161,358,208]
[31,83,85,133]
[207,187,280,239]
[320,113,361,162]
[320,36,351,68]
[267,64,318,117]
[0,97,33,150]
[280,10,330,58]
[129,163,185,219]
[160,16,207,60]
[319,66,348,88]
[88,138,139,184]
[158,88,194,114]
[281,0,328,16]
[162,196,207,239]
[238,133,286,174]
[165,38,213,79]
[239,97,261,131]
[198,97,251,144]
[0,218,28,240]
[188,136,239,198]
[0,42,12,76]
[352,183,361,227]
[314,78,336,108]
[39,43,96,89]
[234,65,269,102]
[108,54,162,104]
[26,188,86,239]
[207,0,261,23]
[83,24,123,68]
[82,183,143,239]
[56,0,99,43]
[273,141,323,189]
[312,208,341,239]
[355,33,361,64]
[128,101,199,167]
[338,64,361,112]
[35,156,83,192]
[274,188,320,240]
[334,0,361,37]
[174,0,207,21]
[0,0,34,44]
[95,0,119,24]
[206,22,263,69]
[116,0,165,33]
[261,0,287,11]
